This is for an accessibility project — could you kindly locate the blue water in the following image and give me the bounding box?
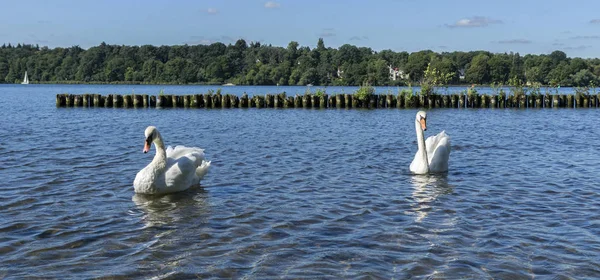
[1,84,599,279]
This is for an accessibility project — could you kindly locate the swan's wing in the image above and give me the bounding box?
[427,131,451,173]
[425,131,450,155]
[167,145,206,163]
[164,153,203,192]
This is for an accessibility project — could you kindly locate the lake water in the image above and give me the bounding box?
[1,84,599,279]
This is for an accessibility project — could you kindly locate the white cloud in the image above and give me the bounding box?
[446,16,502,28]
[207,8,218,15]
[590,19,600,24]
[264,1,280,8]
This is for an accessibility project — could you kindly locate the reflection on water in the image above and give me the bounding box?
[410,174,453,222]
[132,187,211,228]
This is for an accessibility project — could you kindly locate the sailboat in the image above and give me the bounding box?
[21,71,29,85]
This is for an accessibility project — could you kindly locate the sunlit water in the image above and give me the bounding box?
[1,84,599,279]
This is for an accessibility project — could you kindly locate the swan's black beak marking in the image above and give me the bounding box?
[144,137,151,153]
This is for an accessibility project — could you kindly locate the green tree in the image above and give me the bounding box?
[466,54,490,84]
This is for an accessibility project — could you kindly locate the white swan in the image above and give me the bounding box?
[133,126,211,194]
[409,111,451,174]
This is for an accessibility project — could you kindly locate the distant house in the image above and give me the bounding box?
[388,65,408,81]
[337,67,344,79]
[458,68,466,80]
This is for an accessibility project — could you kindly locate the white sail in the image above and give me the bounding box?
[21,71,29,84]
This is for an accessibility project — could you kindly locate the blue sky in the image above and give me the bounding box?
[1,0,599,58]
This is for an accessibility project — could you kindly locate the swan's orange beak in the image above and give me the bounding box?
[420,118,427,131]
[143,138,151,153]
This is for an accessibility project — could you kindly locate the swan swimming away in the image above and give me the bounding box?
[409,111,451,174]
[133,126,211,194]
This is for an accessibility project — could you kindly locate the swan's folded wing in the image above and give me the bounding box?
[166,145,206,162]
[165,154,202,191]
[425,130,450,155]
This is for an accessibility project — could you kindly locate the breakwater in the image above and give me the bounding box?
[55,93,600,109]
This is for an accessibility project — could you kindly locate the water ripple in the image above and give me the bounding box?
[0,87,599,278]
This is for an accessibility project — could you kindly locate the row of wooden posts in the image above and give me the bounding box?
[55,93,600,109]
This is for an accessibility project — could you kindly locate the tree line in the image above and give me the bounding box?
[1,39,599,87]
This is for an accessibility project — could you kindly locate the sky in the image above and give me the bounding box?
[1,0,600,58]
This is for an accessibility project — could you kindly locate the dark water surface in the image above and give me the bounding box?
[1,84,599,279]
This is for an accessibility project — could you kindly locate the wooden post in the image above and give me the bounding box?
[123,95,133,108]
[149,95,156,108]
[328,95,335,108]
[566,95,574,108]
[156,95,165,108]
[419,95,427,108]
[312,95,320,108]
[92,94,100,107]
[489,95,497,108]
[212,94,221,108]
[204,94,212,108]
[352,95,359,108]
[427,95,434,109]
[371,94,379,109]
[552,94,559,108]
[336,94,344,108]
[82,94,89,107]
[104,95,112,108]
[303,94,312,108]
[575,94,583,108]
[583,95,590,108]
[434,94,442,108]
[274,94,282,108]
[458,94,465,108]
[377,94,386,108]
[285,96,294,108]
[221,94,230,108]
[230,94,239,108]
[240,93,249,108]
[449,94,457,108]
[386,94,395,108]
[72,95,80,107]
[441,95,449,108]
[396,94,404,108]
[189,95,197,108]
[132,94,141,108]
[320,94,328,108]
[195,94,204,108]
[345,94,352,108]
[479,94,487,108]
[543,95,550,108]
[56,94,65,107]
[265,94,274,108]
[294,94,302,108]
[183,95,191,108]
[249,96,256,108]
[256,95,265,108]
[113,95,122,108]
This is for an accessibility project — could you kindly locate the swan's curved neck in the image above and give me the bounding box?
[415,120,429,171]
[151,132,167,170]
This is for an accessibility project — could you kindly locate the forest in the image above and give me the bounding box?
[1,38,599,87]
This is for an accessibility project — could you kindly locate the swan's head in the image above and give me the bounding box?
[143,126,158,153]
[415,111,427,131]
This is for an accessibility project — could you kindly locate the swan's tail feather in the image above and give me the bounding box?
[196,160,211,180]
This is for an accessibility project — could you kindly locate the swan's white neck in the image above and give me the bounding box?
[415,119,429,173]
[150,132,167,172]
